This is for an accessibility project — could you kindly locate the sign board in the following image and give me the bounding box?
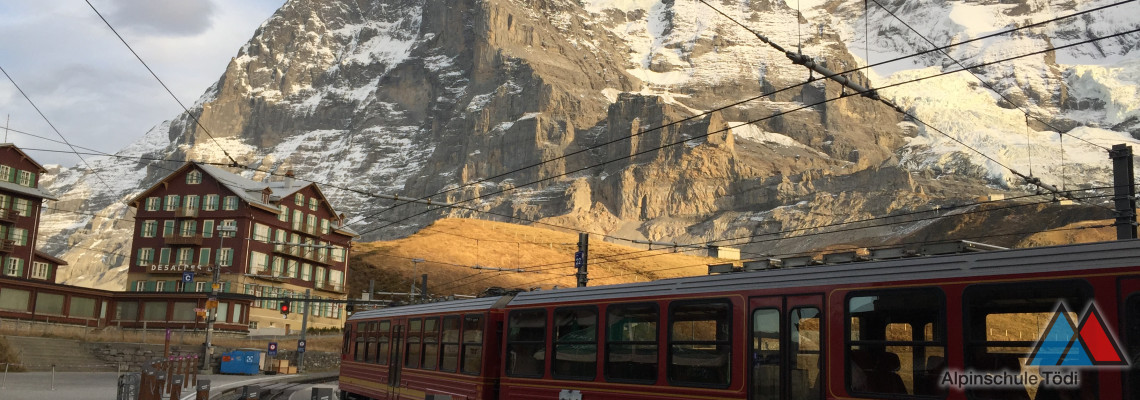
[267,342,278,357]
[205,300,219,310]
[297,339,306,353]
[181,271,195,283]
[146,264,212,274]
[574,251,584,268]
[212,283,221,291]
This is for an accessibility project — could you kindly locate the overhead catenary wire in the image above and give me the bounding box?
[358,0,1131,223]
[362,27,1138,237]
[83,0,240,168]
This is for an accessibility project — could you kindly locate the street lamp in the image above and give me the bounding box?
[202,223,238,372]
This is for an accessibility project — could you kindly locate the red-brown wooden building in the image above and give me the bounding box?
[126,162,357,335]
[0,144,67,282]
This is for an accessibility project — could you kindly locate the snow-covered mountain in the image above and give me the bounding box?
[40,0,1140,289]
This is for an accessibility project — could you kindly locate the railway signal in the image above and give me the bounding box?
[280,300,291,316]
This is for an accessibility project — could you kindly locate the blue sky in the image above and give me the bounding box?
[0,0,286,166]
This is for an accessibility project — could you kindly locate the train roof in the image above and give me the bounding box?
[348,295,509,321]
[508,239,1140,306]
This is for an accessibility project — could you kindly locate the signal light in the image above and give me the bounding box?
[280,300,291,316]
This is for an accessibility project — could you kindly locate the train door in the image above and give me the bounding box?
[1121,278,1140,399]
[389,323,404,391]
[749,294,824,400]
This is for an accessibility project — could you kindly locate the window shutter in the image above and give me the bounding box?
[16,259,24,277]
[144,281,156,292]
[165,281,177,292]
[223,282,231,293]
[7,167,14,182]
[29,172,36,187]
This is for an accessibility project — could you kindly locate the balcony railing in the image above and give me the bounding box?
[316,281,344,293]
[0,208,19,224]
[165,235,204,246]
[0,239,14,253]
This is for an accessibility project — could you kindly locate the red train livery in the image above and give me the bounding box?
[340,239,1140,399]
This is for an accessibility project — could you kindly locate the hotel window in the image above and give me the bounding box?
[177,248,194,264]
[164,195,180,211]
[203,194,219,211]
[295,193,304,206]
[0,165,10,182]
[332,246,345,262]
[13,198,31,217]
[254,223,271,242]
[155,281,166,292]
[217,248,233,267]
[186,170,202,184]
[17,170,35,187]
[274,230,286,252]
[292,210,302,230]
[321,218,330,234]
[318,245,328,262]
[145,197,161,211]
[221,219,237,232]
[301,263,312,281]
[199,248,211,266]
[222,196,239,210]
[202,220,214,238]
[272,257,284,276]
[136,248,154,265]
[135,281,147,292]
[308,198,318,211]
[180,220,197,236]
[289,233,300,255]
[278,205,289,222]
[315,266,327,286]
[250,251,269,274]
[163,220,175,237]
[184,195,199,213]
[0,194,8,210]
[159,248,171,264]
[286,260,298,278]
[4,257,23,277]
[9,228,27,246]
[30,262,50,280]
[306,214,317,234]
[329,270,344,288]
[195,281,207,292]
[141,220,158,237]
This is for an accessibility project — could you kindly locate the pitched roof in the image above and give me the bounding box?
[0,143,47,173]
[34,250,68,266]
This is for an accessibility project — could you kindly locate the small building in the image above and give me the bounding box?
[0,144,67,282]
[126,162,357,335]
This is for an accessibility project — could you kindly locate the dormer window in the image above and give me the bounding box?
[186,170,202,184]
[16,170,35,187]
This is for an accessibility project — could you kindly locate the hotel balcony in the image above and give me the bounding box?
[165,234,204,246]
[315,281,345,293]
[0,208,19,224]
[252,268,287,282]
[0,239,14,253]
[174,208,199,218]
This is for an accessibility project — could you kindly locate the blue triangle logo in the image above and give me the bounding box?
[1028,303,1079,366]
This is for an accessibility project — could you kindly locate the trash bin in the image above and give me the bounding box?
[220,350,261,375]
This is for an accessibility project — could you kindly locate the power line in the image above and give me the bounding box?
[83,0,240,168]
[361,28,1137,237]
[357,0,1127,222]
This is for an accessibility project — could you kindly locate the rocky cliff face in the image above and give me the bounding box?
[41,0,1140,289]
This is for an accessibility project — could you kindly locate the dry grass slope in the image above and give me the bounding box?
[349,218,726,297]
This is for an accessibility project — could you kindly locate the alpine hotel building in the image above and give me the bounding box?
[127,162,356,334]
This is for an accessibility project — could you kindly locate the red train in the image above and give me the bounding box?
[339,239,1140,399]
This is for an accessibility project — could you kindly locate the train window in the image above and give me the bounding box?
[365,321,377,363]
[354,322,367,362]
[668,299,731,387]
[462,314,484,375]
[343,323,353,360]
[440,316,461,372]
[553,306,598,380]
[406,318,422,368]
[752,308,780,400]
[847,288,946,398]
[605,302,659,384]
[963,280,1095,400]
[423,317,440,370]
[377,320,391,365]
[790,307,822,400]
[507,308,547,377]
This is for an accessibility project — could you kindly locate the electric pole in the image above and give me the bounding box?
[576,233,589,287]
[202,224,236,372]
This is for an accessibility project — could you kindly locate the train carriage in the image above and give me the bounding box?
[341,239,1140,399]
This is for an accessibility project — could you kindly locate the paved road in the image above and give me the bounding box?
[0,371,333,400]
[289,383,340,400]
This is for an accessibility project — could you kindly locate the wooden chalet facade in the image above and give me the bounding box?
[126,162,356,334]
[0,144,67,282]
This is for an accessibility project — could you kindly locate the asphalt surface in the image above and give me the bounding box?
[0,371,336,400]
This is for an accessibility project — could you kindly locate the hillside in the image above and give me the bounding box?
[349,218,724,297]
